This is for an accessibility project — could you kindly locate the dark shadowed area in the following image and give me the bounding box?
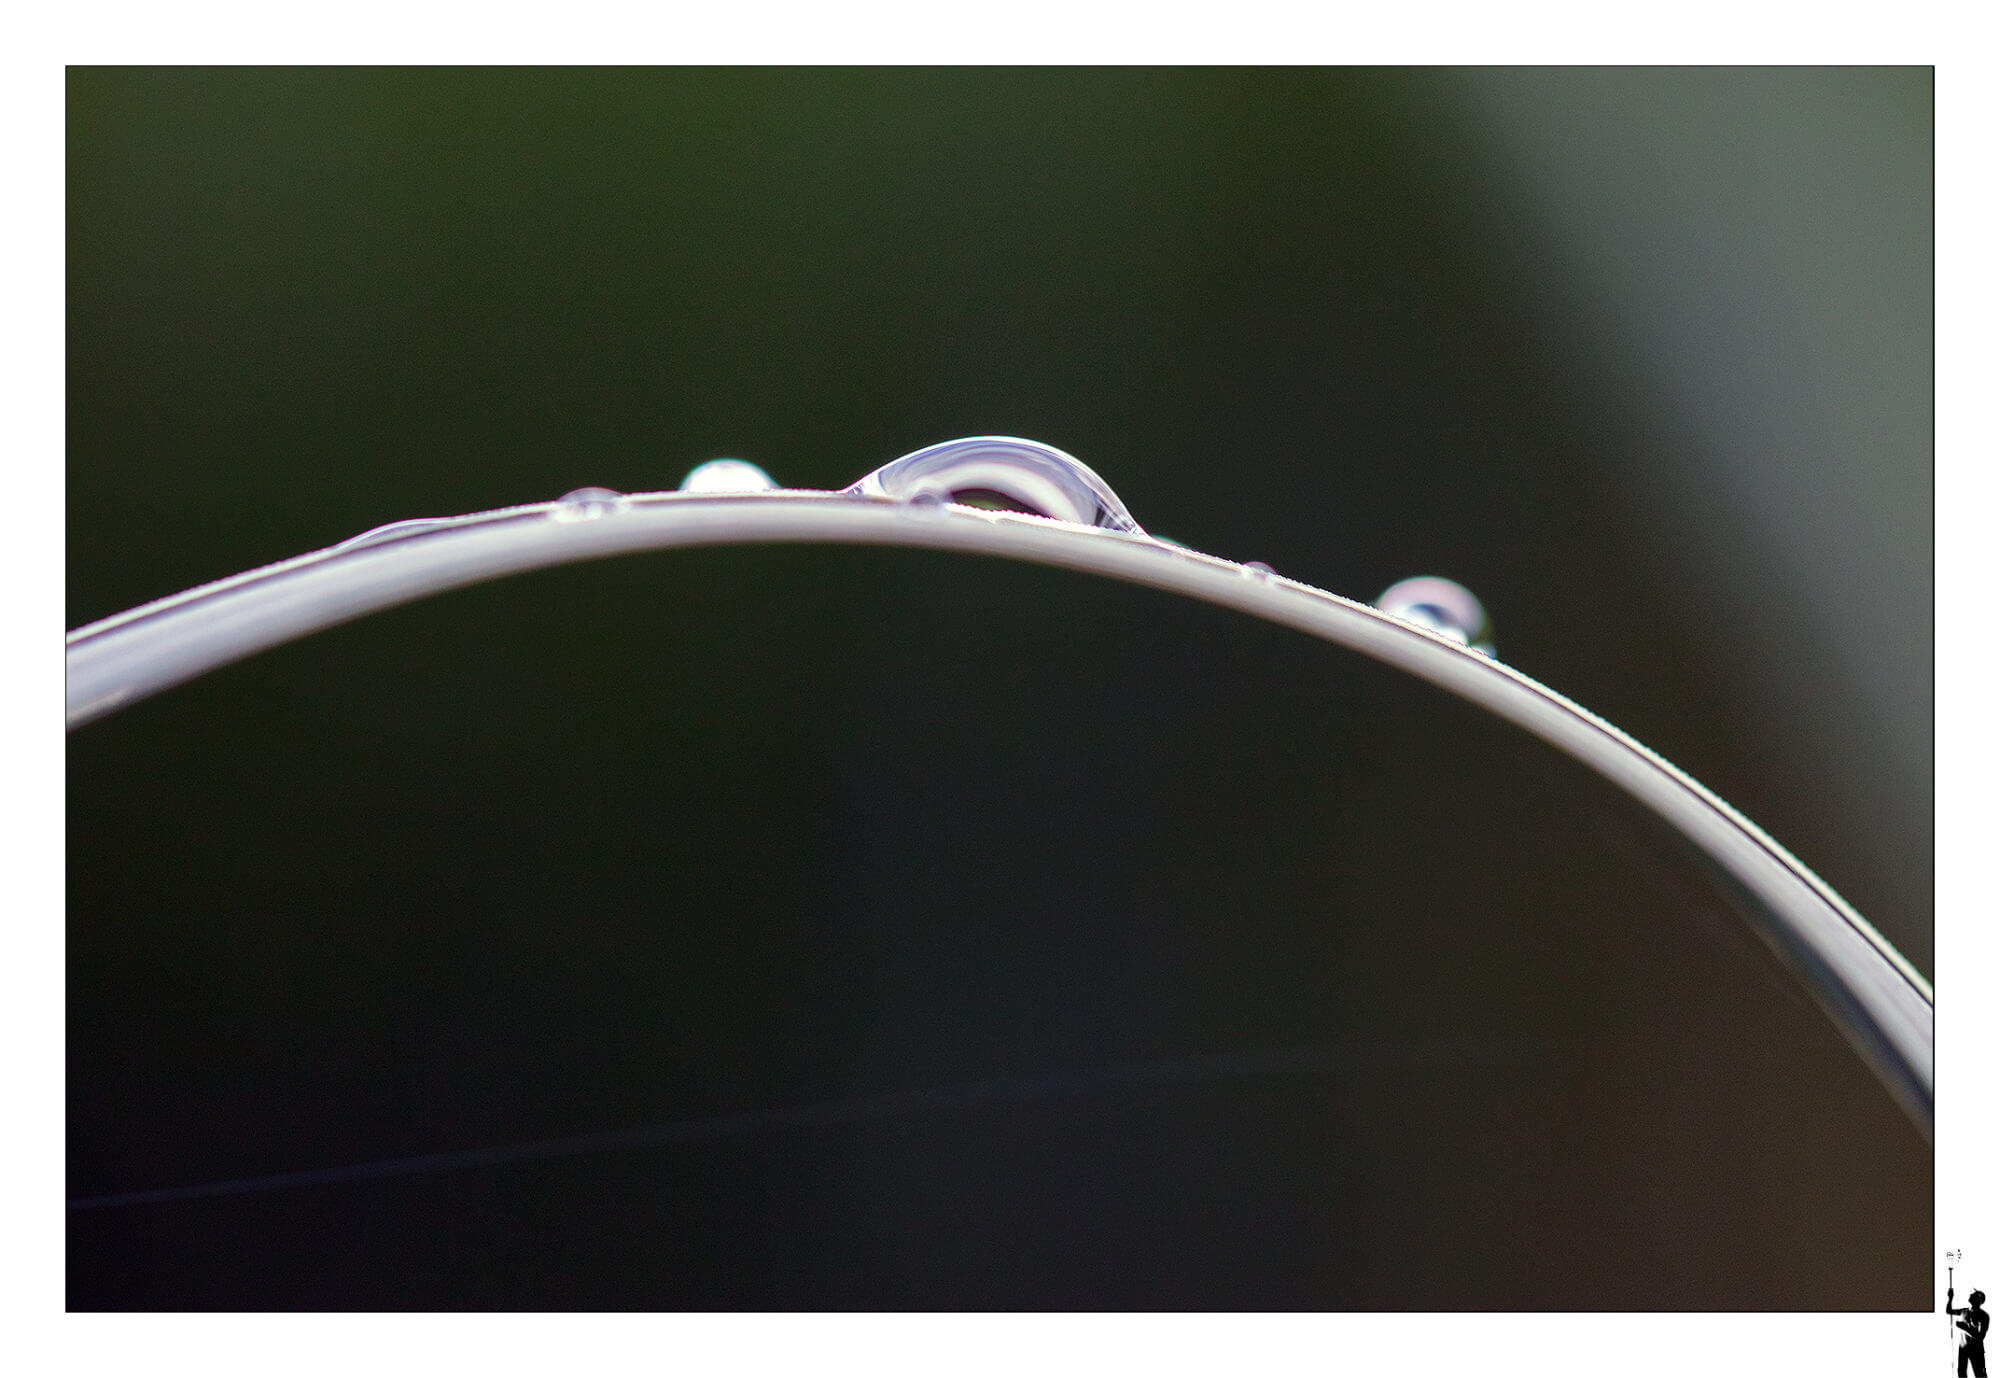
[67,68,1930,1310]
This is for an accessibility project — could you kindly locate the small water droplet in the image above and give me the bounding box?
[679,459,778,493]
[907,490,948,512]
[551,487,625,523]
[1376,576,1494,656]
[844,436,1145,534]
[334,517,458,551]
[1243,560,1276,578]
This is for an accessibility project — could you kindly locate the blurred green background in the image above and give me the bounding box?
[66,67,1933,971]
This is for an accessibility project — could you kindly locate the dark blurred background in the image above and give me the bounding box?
[67,68,1932,1309]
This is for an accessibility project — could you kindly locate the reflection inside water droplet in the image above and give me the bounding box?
[551,487,625,523]
[845,436,1145,534]
[678,459,778,493]
[1375,576,1494,656]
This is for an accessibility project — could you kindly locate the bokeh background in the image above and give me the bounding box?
[67,67,1932,1309]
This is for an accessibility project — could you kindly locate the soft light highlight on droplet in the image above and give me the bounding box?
[678,459,778,493]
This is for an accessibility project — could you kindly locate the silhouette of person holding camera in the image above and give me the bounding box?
[1949,1286,1990,1377]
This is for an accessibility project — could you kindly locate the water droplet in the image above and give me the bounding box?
[550,487,625,523]
[844,436,1145,534]
[678,459,778,493]
[1375,576,1494,656]
[1243,560,1276,578]
[907,491,948,513]
[334,517,458,551]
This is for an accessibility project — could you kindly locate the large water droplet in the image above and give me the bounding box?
[679,459,778,493]
[550,487,625,523]
[1375,576,1494,656]
[844,436,1145,534]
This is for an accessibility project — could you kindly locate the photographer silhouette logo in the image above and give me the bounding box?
[1949,1256,1990,1378]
